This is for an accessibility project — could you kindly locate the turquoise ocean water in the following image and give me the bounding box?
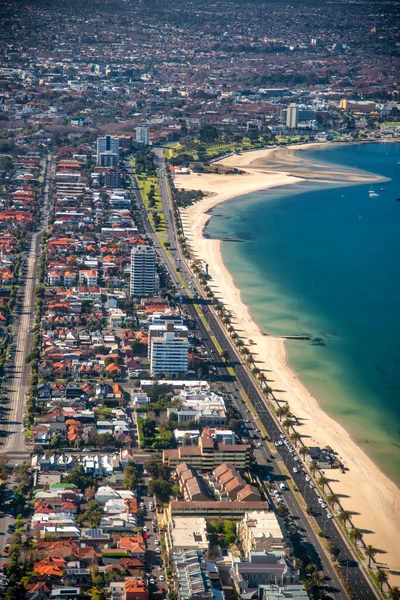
[206,142,400,485]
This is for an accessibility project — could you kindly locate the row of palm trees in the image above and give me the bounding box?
[274,401,393,592]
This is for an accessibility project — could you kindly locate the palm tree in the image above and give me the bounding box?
[236,338,244,349]
[252,367,260,377]
[326,492,340,509]
[311,570,324,588]
[309,460,319,477]
[388,586,400,600]
[376,568,389,591]
[259,372,267,386]
[338,510,352,527]
[294,558,303,572]
[305,563,317,575]
[349,527,363,547]
[276,406,286,422]
[290,431,301,447]
[282,403,290,417]
[246,355,254,367]
[317,475,330,492]
[242,347,250,357]
[300,579,312,594]
[364,545,377,568]
[299,446,309,459]
[283,418,293,432]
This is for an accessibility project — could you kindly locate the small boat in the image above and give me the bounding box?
[380,188,385,191]
[396,197,400,202]
[368,189,379,198]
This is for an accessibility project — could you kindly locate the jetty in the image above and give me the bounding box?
[280,335,311,340]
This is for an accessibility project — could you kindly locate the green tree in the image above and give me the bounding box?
[144,456,171,481]
[148,479,173,504]
[364,544,377,568]
[349,527,363,547]
[388,586,400,600]
[338,509,352,527]
[78,502,103,528]
[317,475,329,492]
[376,568,389,591]
[64,464,95,492]
[123,461,139,489]
[327,541,340,561]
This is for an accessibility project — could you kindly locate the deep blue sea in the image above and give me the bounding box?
[206,142,400,484]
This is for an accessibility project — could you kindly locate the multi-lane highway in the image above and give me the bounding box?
[126,151,379,600]
[0,155,52,559]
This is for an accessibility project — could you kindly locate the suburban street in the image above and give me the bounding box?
[126,151,379,600]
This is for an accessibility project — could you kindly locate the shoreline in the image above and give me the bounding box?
[176,142,400,584]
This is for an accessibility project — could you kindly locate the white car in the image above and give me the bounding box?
[320,503,327,509]
[143,526,148,532]
[309,483,315,489]
[294,456,299,462]
[305,476,311,482]
[327,513,333,519]
[293,467,298,474]
[155,548,161,554]
[155,540,160,546]
[159,575,165,582]
[149,579,155,585]
[279,484,286,491]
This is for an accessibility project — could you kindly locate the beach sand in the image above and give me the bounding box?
[177,144,400,584]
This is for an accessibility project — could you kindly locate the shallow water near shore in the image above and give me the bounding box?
[206,142,400,485]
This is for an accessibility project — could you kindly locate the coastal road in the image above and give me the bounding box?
[152,149,379,600]
[125,157,348,598]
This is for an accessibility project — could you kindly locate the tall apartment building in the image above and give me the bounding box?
[136,125,150,145]
[286,104,298,129]
[96,135,119,166]
[150,322,189,375]
[130,245,156,297]
[104,168,122,188]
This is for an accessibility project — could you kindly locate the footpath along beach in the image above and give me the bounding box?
[176,143,400,585]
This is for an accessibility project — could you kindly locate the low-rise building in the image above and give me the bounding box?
[231,552,299,599]
[167,501,270,521]
[163,431,250,470]
[238,512,289,556]
[166,516,209,554]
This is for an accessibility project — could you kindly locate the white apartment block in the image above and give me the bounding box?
[150,323,189,375]
[286,104,298,129]
[130,245,156,296]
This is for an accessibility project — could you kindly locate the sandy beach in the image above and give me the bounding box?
[177,144,400,584]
